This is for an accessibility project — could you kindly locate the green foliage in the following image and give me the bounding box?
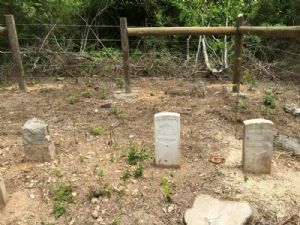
[66,95,79,104]
[109,106,119,115]
[263,90,277,109]
[53,169,63,178]
[89,124,104,135]
[121,168,131,181]
[49,182,74,218]
[81,90,93,98]
[87,48,120,58]
[134,165,144,178]
[242,69,257,90]
[115,76,124,89]
[161,177,172,202]
[126,143,148,165]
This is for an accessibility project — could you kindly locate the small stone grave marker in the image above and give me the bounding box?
[22,118,55,162]
[184,194,252,225]
[154,112,180,168]
[243,118,274,174]
[0,177,7,208]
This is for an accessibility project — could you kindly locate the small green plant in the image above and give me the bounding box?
[176,79,184,87]
[161,177,172,202]
[93,166,104,178]
[67,95,79,104]
[263,90,277,109]
[112,213,121,225]
[109,106,119,115]
[242,69,257,90]
[112,142,122,149]
[79,155,85,163]
[89,124,104,135]
[116,185,126,197]
[134,165,144,178]
[81,90,92,98]
[244,175,249,182]
[0,80,12,87]
[30,79,37,85]
[115,76,124,89]
[126,143,148,165]
[98,88,108,100]
[121,168,131,181]
[238,98,247,109]
[110,153,116,162]
[49,182,74,218]
[53,169,63,178]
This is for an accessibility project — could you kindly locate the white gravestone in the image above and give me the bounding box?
[154,112,180,168]
[22,118,55,162]
[243,118,274,174]
[0,177,7,208]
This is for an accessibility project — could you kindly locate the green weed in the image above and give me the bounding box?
[49,182,74,218]
[89,124,104,135]
[81,90,92,98]
[66,95,79,104]
[263,90,277,109]
[121,168,131,181]
[161,177,172,202]
[115,76,124,89]
[134,165,144,178]
[126,143,148,165]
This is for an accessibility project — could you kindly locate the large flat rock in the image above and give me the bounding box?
[184,195,252,225]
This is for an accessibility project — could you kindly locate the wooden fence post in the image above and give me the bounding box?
[120,17,131,93]
[5,15,26,91]
[232,14,244,93]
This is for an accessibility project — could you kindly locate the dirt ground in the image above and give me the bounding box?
[0,76,299,225]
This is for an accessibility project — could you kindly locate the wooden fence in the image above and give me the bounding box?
[120,14,300,93]
[0,15,26,91]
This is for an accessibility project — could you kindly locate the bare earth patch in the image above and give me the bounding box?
[0,77,299,225]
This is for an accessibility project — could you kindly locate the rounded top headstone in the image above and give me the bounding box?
[22,117,50,144]
[154,112,180,118]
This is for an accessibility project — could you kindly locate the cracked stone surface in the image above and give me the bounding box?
[184,195,253,225]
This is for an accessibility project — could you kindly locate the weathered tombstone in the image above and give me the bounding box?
[0,177,7,208]
[243,118,274,174]
[22,118,55,162]
[154,112,180,168]
[184,194,253,225]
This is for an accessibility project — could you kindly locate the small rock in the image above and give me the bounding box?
[95,205,100,211]
[275,135,300,156]
[96,217,104,222]
[167,204,176,213]
[132,189,139,196]
[91,197,99,204]
[92,210,99,219]
[284,103,297,113]
[184,194,252,225]
[293,108,300,116]
[100,103,112,109]
[69,219,75,225]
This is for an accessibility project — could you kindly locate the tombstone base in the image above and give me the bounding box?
[24,142,55,162]
[154,162,180,169]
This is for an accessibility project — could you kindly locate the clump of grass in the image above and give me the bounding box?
[134,165,144,178]
[66,95,79,104]
[89,124,104,135]
[238,98,247,109]
[53,169,63,178]
[263,90,277,109]
[81,90,93,98]
[79,155,85,163]
[161,177,172,202]
[49,182,74,218]
[126,142,148,165]
[121,168,131,181]
[109,106,119,115]
[115,76,124,89]
[99,88,108,100]
[93,166,104,178]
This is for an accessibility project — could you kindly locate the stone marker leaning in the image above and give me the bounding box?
[243,118,274,174]
[154,112,180,168]
[22,117,55,162]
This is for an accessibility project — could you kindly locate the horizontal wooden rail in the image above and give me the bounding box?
[0,26,6,35]
[128,27,236,36]
[239,26,300,38]
[128,26,300,38]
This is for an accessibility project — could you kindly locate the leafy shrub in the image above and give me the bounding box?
[134,165,144,178]
[67,95,79,104]
[126,143,148,165]
[89,124,104,135]
[81,90,92,98]
[161,177,172,202]
[263,90,277,109]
